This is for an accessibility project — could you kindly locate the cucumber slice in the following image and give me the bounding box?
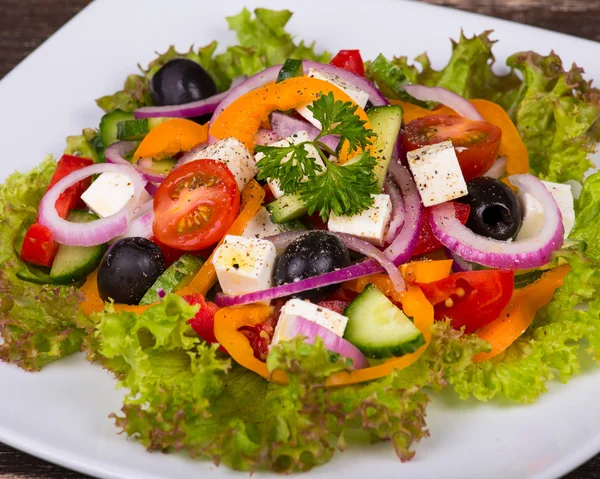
[343,284,425,358]
[48,210,106,284]
[139,254,205,305]
[266,193,308,224]
[276,59,304,83]
[367,105,403,188]
[278,218,306,232]
[99,109,135,147]
[116,117,172,141]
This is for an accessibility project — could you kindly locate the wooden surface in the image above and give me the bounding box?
[0,0,600,478]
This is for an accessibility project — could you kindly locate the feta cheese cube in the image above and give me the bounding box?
[183,137,257,191]
[242,207,283,239]
[271,299,349,347]
[296,68,370,129]
[516,181,575,240]
[407,141,468,207]
[212,235,277,298]
[81,172,140,218]
[254,131,325,199]
[328,194,392,246]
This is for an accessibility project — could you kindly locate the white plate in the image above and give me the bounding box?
[1,1,599,478]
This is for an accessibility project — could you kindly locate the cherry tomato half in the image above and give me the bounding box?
[417,270,514,333]
[402,115,502,181]
[330,49,365,77]
[153,160,240,251]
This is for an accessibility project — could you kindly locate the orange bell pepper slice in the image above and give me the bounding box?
[473,265,570,362]
[79,179,264,316]
[389,98,529,176]
[210,76,372,163]
[213,260,449,387]
[133,119,208,160]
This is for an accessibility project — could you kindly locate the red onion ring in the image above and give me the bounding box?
[270,112,339,152]
[176,142,208,166]
[403,85,484,121]
[133,75,247,119]
[112,200,154,241]
[483,156,507,179]
[278,315,368,369]
[384,176,405,244]
[38,164,147,246]
[105,141,168,183]
[255,128,281,146]
[430,174,564,269]
[215,161,420,307]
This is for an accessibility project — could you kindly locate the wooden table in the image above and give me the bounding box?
[1,0,599,477]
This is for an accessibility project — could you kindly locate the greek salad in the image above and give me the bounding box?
[2,7,600,473]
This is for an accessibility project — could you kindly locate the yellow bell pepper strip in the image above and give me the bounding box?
[473,264,571,362]
[133,119,208,160]
[388,98,529,175]
[209,76,372,163]
[79,179,265,316]
[175,179,265,297]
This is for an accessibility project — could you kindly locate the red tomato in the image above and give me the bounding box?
[402,115,502,181]
[48,155,94,219]
[185,294,225,350]
[153,160,240,251]
[239,299,284,361]
[417,270,514,333]
[330,49,365,77]
[413,202,470,257]
[150,236,185,267]
[317,300,350,315]
[20,224,59,267]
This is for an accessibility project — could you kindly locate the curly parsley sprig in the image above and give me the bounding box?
[255,92,379,220]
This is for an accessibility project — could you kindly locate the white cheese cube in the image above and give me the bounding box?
[254,131,325,199]
[242,207,283,239]
[212,235,277,298]
[81,172,139,218]
[271,299,349,347]
[328,194,392,247]
[183,137,257,191]
[407,141,468,207]
[516,181,575,240]
[296,68,370,129]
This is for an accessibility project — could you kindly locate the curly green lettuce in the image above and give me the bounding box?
[0,157,87,370]
[90,296,485,472]
[96,8,330,113]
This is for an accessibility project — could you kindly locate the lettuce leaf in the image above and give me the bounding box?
[96,8,330,112]
[91,297,486,472]
[569,171,600,261]
[0,157,87,370]
[447,251,600,404]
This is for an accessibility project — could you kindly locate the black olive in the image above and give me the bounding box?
[150,58,218,106]
[274,231,351,301]
[458,176,523,241]
[97,237,165,305]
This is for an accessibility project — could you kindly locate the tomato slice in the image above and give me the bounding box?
[402,115,502,181]
[413,202,470,257]
[153,160,240,251]
[330,49,365,77]
[417,270,514,333]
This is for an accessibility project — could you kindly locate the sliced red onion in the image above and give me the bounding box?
[38,164,147,246]
[145,182,159,197]
[403,85,484,121]
[444,247,473,273]
[384,176,405,244]
[483,156,507,179]
[176,142,208,166]
[279,315,368,369]
[216,162,421,307]
[264,230,308,249]
[112,200,154,241]
[106,141,168,183]
[255,128,281,146]
[430,174,564,269]
[209,61,388,145]
[270,112,339,152]
[133,75,247,119]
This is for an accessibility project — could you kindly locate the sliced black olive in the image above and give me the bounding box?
[458,176,523,241]
[97,237,165,305]
[274,231,351,301]
[150,58,218,106]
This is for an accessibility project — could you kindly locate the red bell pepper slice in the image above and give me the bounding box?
[330,49,365,77]
[417,270,515,333]
[20,155,93,267]
[412,202,470,256]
